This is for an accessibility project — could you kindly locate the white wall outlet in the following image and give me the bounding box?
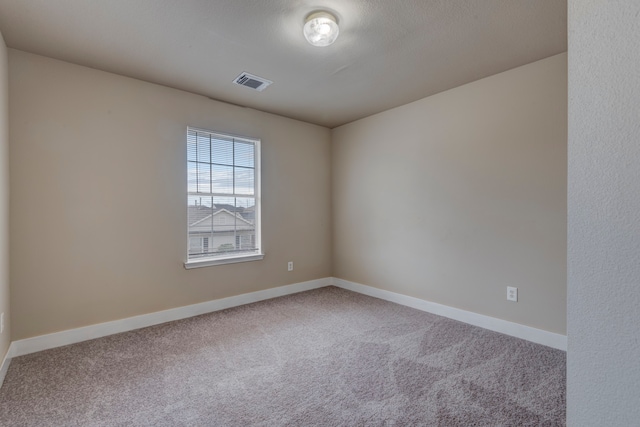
[287,261,293,272]
[507,286,518,302]
[0,312,4,334]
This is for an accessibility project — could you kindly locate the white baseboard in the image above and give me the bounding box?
[6,275,566,361]
[332,278,567,351]
[9,277,331,358]
[0,347,10,389]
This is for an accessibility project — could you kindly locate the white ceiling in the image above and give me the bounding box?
[0,0,566,128]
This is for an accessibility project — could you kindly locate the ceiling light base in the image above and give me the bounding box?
[303,11,339,47]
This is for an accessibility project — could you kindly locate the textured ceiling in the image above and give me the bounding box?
[0,0,566,128]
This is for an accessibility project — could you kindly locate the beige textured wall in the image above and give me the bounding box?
[9,49,332,340]
[0,32,9,360]
[332,53,567,334]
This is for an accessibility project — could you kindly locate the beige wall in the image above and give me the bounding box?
[0,32,9,360]
[332,53,567,334]
[9,49,332,340]
[7,48,566,341]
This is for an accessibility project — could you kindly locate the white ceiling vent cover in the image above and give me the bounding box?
[233,72,273,92]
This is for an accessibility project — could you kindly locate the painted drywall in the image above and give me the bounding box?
[0,32,9,362]
[567,2,640,425]
[332,53,567,334]
[9,49,331,340]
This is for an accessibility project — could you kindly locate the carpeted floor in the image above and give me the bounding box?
[0,286,565,426]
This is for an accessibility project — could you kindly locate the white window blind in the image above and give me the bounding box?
[186,127,262,267]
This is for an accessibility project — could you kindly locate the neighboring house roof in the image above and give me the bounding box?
[212,203,243,213]
[239,205,255,222]
[189,206,254,233]
[189,204,248,224]
[188,205,215,225]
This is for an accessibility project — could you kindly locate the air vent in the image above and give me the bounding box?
[232,72,273,92]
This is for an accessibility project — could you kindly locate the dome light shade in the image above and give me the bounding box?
[303,11,339,47]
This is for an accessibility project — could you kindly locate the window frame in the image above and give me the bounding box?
[184,127,264,269]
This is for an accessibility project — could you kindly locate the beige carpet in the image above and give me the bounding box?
[0,286,565,426]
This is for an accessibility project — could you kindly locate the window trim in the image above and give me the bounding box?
[184,127,263,269]
[184,253,265,269]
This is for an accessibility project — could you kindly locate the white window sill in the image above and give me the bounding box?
[184,253,264,269]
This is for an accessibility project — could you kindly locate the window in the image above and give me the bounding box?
[185,127,263,268]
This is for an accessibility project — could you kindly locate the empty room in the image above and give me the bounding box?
[0,1,638,426]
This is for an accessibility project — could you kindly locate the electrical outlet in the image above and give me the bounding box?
[507,287,518,302]
[287,261,294,272]
[0,312,4,334]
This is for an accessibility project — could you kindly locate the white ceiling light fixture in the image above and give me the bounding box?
[303,11,339,47]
